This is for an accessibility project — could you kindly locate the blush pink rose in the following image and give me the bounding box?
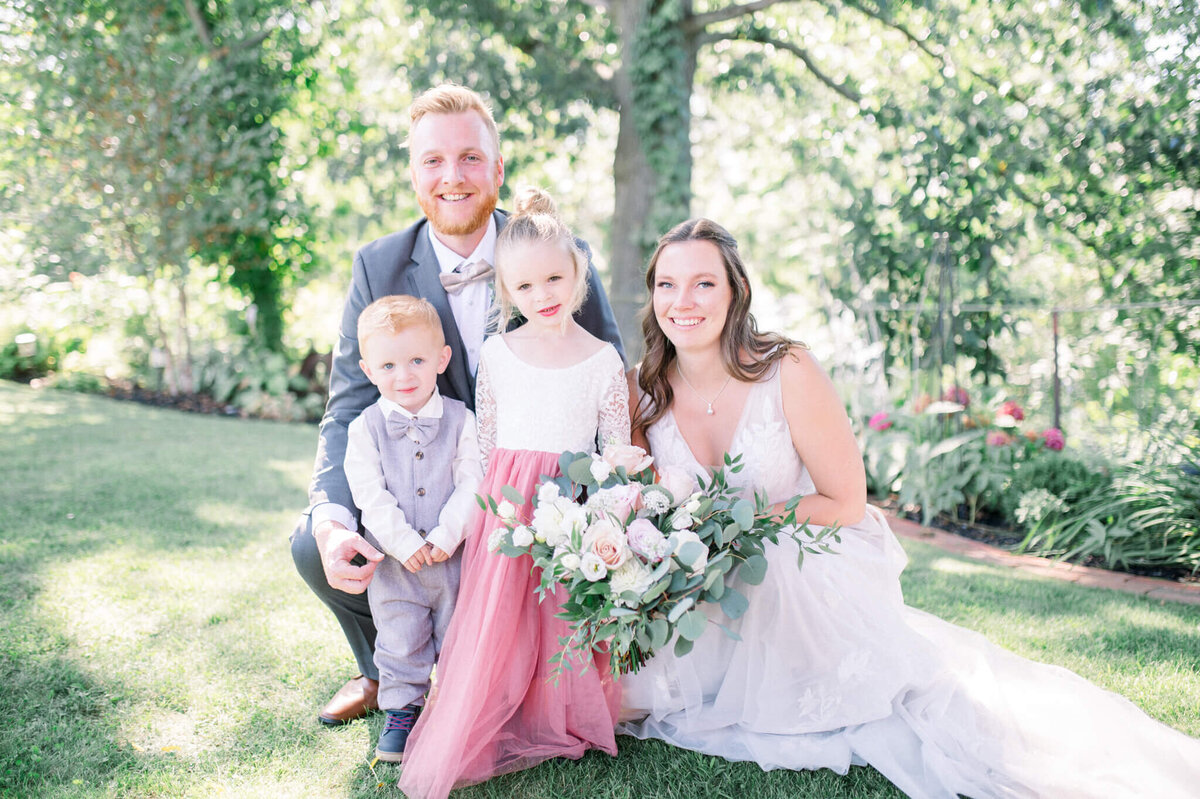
[601,444,654,475]
[608,483,643,518]
[583,519,631,569]
[656,466,697,506]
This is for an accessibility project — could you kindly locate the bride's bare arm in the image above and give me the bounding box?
[776,347,866,528]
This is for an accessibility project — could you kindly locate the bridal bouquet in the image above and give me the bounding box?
[482,444,839,676]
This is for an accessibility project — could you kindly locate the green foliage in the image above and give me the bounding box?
[194,342,325,422]
[0,330,84,381]
[1000,451,1113,524]
[5,0,318,366]
[1020,435,1200,574]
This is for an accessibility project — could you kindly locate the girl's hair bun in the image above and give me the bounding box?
[512,186,558,218]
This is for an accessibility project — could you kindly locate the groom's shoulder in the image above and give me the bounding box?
[356,218,428,266]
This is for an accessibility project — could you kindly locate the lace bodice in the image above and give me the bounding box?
[476,335,629,466]
[645,364,816,503]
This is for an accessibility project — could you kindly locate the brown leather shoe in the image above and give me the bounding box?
[318,675,379,726]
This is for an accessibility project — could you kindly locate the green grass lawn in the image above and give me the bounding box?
[2,380,1198,799]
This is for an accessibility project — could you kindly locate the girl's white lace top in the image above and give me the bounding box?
[475,335,630,467]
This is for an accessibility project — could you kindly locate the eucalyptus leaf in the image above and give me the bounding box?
[676,609,708,641]
[738,553,769,585]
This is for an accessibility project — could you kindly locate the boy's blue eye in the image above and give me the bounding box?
[413,358,424,365]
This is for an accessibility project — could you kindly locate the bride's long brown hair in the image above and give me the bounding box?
[635,218,803,432]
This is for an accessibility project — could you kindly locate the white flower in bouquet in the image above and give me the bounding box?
[537,480,561,505]
[639,486,672,516]
[487,527,508,552]
[580,552,608,582]
[626,518,670,562]
[609,559,656,607]
[669,528,708,575]
[558,498,589,535]
[496,500,518,523]
[683,494,703,515]
[583,517,631,570]
[558,551,582,573]
[670,507,695,530]
[589,456,613,483]
[511,524,534,547]
[657,466,697,507]
[600,443,654,475]
[531,502,566,546]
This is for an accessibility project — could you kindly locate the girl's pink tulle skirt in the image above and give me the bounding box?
[397,448,620,799]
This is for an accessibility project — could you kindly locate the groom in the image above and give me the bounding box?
[290,84,624,726]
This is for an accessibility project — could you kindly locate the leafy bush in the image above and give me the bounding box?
[1000,451,1112,524]
[1018,436,1200,574]
[194,344,326,422]
[0,331,85,381]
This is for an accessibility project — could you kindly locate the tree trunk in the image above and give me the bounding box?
[608,0,698,363]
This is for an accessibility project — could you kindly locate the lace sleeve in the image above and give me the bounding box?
[598,358,631,448]
[475,354,497,472]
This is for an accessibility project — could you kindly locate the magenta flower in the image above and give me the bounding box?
[1041,428,1065,451]
[868,411,893,432]
[942,386,970,407]
[986,431,1014,447]
[998,400,1025,421]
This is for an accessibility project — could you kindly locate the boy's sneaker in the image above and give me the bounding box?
[375,704,421,763]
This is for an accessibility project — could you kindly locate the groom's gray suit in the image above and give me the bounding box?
[291,209,624,680]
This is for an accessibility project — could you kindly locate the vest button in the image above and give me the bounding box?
[415,451,424,460]
[418,529,426,535]
[416,487,426,497]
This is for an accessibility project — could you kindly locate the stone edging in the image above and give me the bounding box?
[884,512,1200,607]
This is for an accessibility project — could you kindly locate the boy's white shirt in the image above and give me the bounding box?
[344,388,484,563]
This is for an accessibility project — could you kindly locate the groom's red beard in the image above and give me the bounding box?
[417,185,500,239]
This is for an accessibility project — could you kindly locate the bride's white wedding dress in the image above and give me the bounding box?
[618,367,1200,799]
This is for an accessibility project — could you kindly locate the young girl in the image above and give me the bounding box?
[397,189,628,799]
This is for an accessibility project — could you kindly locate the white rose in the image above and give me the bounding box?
[683,495,702,515]
[496,500,517,522]
[670,508,694,530]
[537,480,561,505]
[511,525,534,547]
[580,552,608,582]
[531,502,565,547]
[669,529,708,575]
[558,500,589,535]
[589,457,613,483]
[559,552,581,572]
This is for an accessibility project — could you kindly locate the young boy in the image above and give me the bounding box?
[344,295,484,762]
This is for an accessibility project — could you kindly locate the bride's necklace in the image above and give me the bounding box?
[676,364,733,416]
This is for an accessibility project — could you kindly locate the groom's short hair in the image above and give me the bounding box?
[406,84,500,158]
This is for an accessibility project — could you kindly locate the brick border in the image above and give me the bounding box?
[885,512,1200,607]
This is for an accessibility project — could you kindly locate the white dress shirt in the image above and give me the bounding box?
[428,217,497,376]
[343,390,484,562]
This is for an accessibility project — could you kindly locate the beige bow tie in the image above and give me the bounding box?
[439,260,494,294]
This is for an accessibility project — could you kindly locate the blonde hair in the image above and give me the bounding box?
[407,84,500,158]
[492,187,590,331]
[357,295,444,354]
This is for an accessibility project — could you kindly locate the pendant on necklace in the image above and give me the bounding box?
[706,404,714,415]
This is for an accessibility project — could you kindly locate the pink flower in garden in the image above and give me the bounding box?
[942,386,970,407]
[998,400,1025,421]
[1041,428,1065,451]
[986,431,1014,447]
[868,411,893,432]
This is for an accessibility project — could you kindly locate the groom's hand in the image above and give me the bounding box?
[314,520,383,594]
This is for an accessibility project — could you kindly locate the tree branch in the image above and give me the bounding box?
[685,0,793,34]
[737,31,863,105]
[183,0,212,48]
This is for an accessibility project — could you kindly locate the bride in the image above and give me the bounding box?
[617,218,1200,799]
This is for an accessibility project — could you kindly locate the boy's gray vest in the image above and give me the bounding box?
[358,398,468,536]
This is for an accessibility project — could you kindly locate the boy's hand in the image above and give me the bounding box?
[402,543,434,573]
[429,545,450,563]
